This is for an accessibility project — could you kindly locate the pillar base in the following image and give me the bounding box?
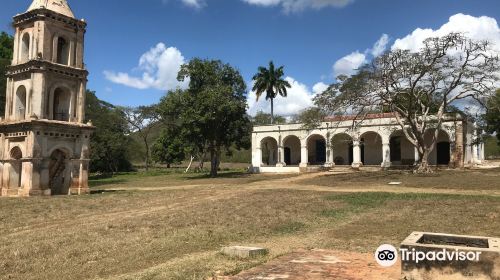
[324,162,335,168]
[351,162,362,170]
[276,162,286,168]
[70,187,90,195]
[29,189,51,196]
[381,161,392,169]
[299,163,308,168]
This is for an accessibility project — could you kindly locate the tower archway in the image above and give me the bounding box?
[15,86,27,120]
[20,33,30,62]
[49,149,71,195]
[56,37,70,65]
[53,87,71,121]
[9,147,23,189]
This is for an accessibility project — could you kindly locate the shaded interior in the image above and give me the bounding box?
[417,234,489,249]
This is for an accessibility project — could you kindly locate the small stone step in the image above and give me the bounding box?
[221,246,268,259]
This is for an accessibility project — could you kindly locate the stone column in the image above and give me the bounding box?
[0,162,3,193]
[39,159,51,195]
[472,125,480,165]
[276,145,285,167]
[325,138,334,168]
[299,145,308,168]
[472,143,479,164]
[78,160,90,194]
[352,140,362,169]
[480,143,485,161]
[325,147,334,167]
[454,122,464,168]
[12,27,19,64]
[25,158,43,196]
[70,159,83,195]
[5,78,12,120]
[381,142,391,168]
[253,147,262,169]
[414,147,420,164]
[77,80,87,123]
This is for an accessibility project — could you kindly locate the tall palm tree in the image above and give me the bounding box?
[252,61,291,124]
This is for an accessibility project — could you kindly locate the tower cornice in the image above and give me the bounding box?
[6,60,88,81]
[13,8,86,30]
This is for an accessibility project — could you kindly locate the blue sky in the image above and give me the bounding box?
[1,0,500,116]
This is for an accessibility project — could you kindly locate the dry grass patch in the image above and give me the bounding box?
[304,168,500,190]
[0,189,339,280]
[90,169,298,190]
[1,169,499,279]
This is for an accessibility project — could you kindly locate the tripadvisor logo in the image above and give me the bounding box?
[375,244,398,267]
[375,244,482,267]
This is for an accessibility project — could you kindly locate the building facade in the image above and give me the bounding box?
[251,113,484,173]
[0,0,93,196]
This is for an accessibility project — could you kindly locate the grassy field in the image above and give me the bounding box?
[0,167,499,280]
[303,167,500,190]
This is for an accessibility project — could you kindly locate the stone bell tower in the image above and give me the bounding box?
[0,0,94,196]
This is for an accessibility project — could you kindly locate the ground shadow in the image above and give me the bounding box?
[185,171,250,180]
[89,178,128,187]
[90,189,127,195]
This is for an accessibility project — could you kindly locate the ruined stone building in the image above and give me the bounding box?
[252,113,484,173]
[0,0,93,196]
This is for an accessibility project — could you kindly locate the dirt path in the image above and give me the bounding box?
[103,170,500,197]
[225,249,400,280]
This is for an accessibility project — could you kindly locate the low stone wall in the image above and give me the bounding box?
[401,232,500,280]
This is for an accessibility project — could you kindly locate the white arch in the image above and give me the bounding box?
[48,145,74,159]
[360,131,383,165]
[283,135,301,166]
[331,133,353,166]
[20,32,31,62]
[260,137,278,166]
[48,83,74,121]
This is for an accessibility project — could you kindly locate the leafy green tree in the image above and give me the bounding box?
[315,33,499,173]
[85,90,133,173]
[157,58,251,177]
[151,128,186,168]
[252,111,286,125]
[0,32,14,117]
[120,105,160,171]
[252,61,291,124]
[485,89,500,145]
[292,107,328,130]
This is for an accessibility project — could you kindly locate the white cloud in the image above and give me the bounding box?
[247,77,318,116]
[331,34,389,79]
[332,51,366,78]
[104,43,188,91]
[181,0,205,8]
[370,34,389,57]
[312,82,329,95]
[242,0,354,12]
[392,13,500,52]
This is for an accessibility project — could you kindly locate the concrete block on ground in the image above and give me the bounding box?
[401,232,500,280]
[221,246,268,259]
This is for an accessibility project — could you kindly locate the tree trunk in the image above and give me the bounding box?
[185,155,195,173]
[144,138,150,171]
[210,146,218,178]
[197,151,207,171]
[415,148,433,174]
[270,97,274,124]
[216,148,222,171]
